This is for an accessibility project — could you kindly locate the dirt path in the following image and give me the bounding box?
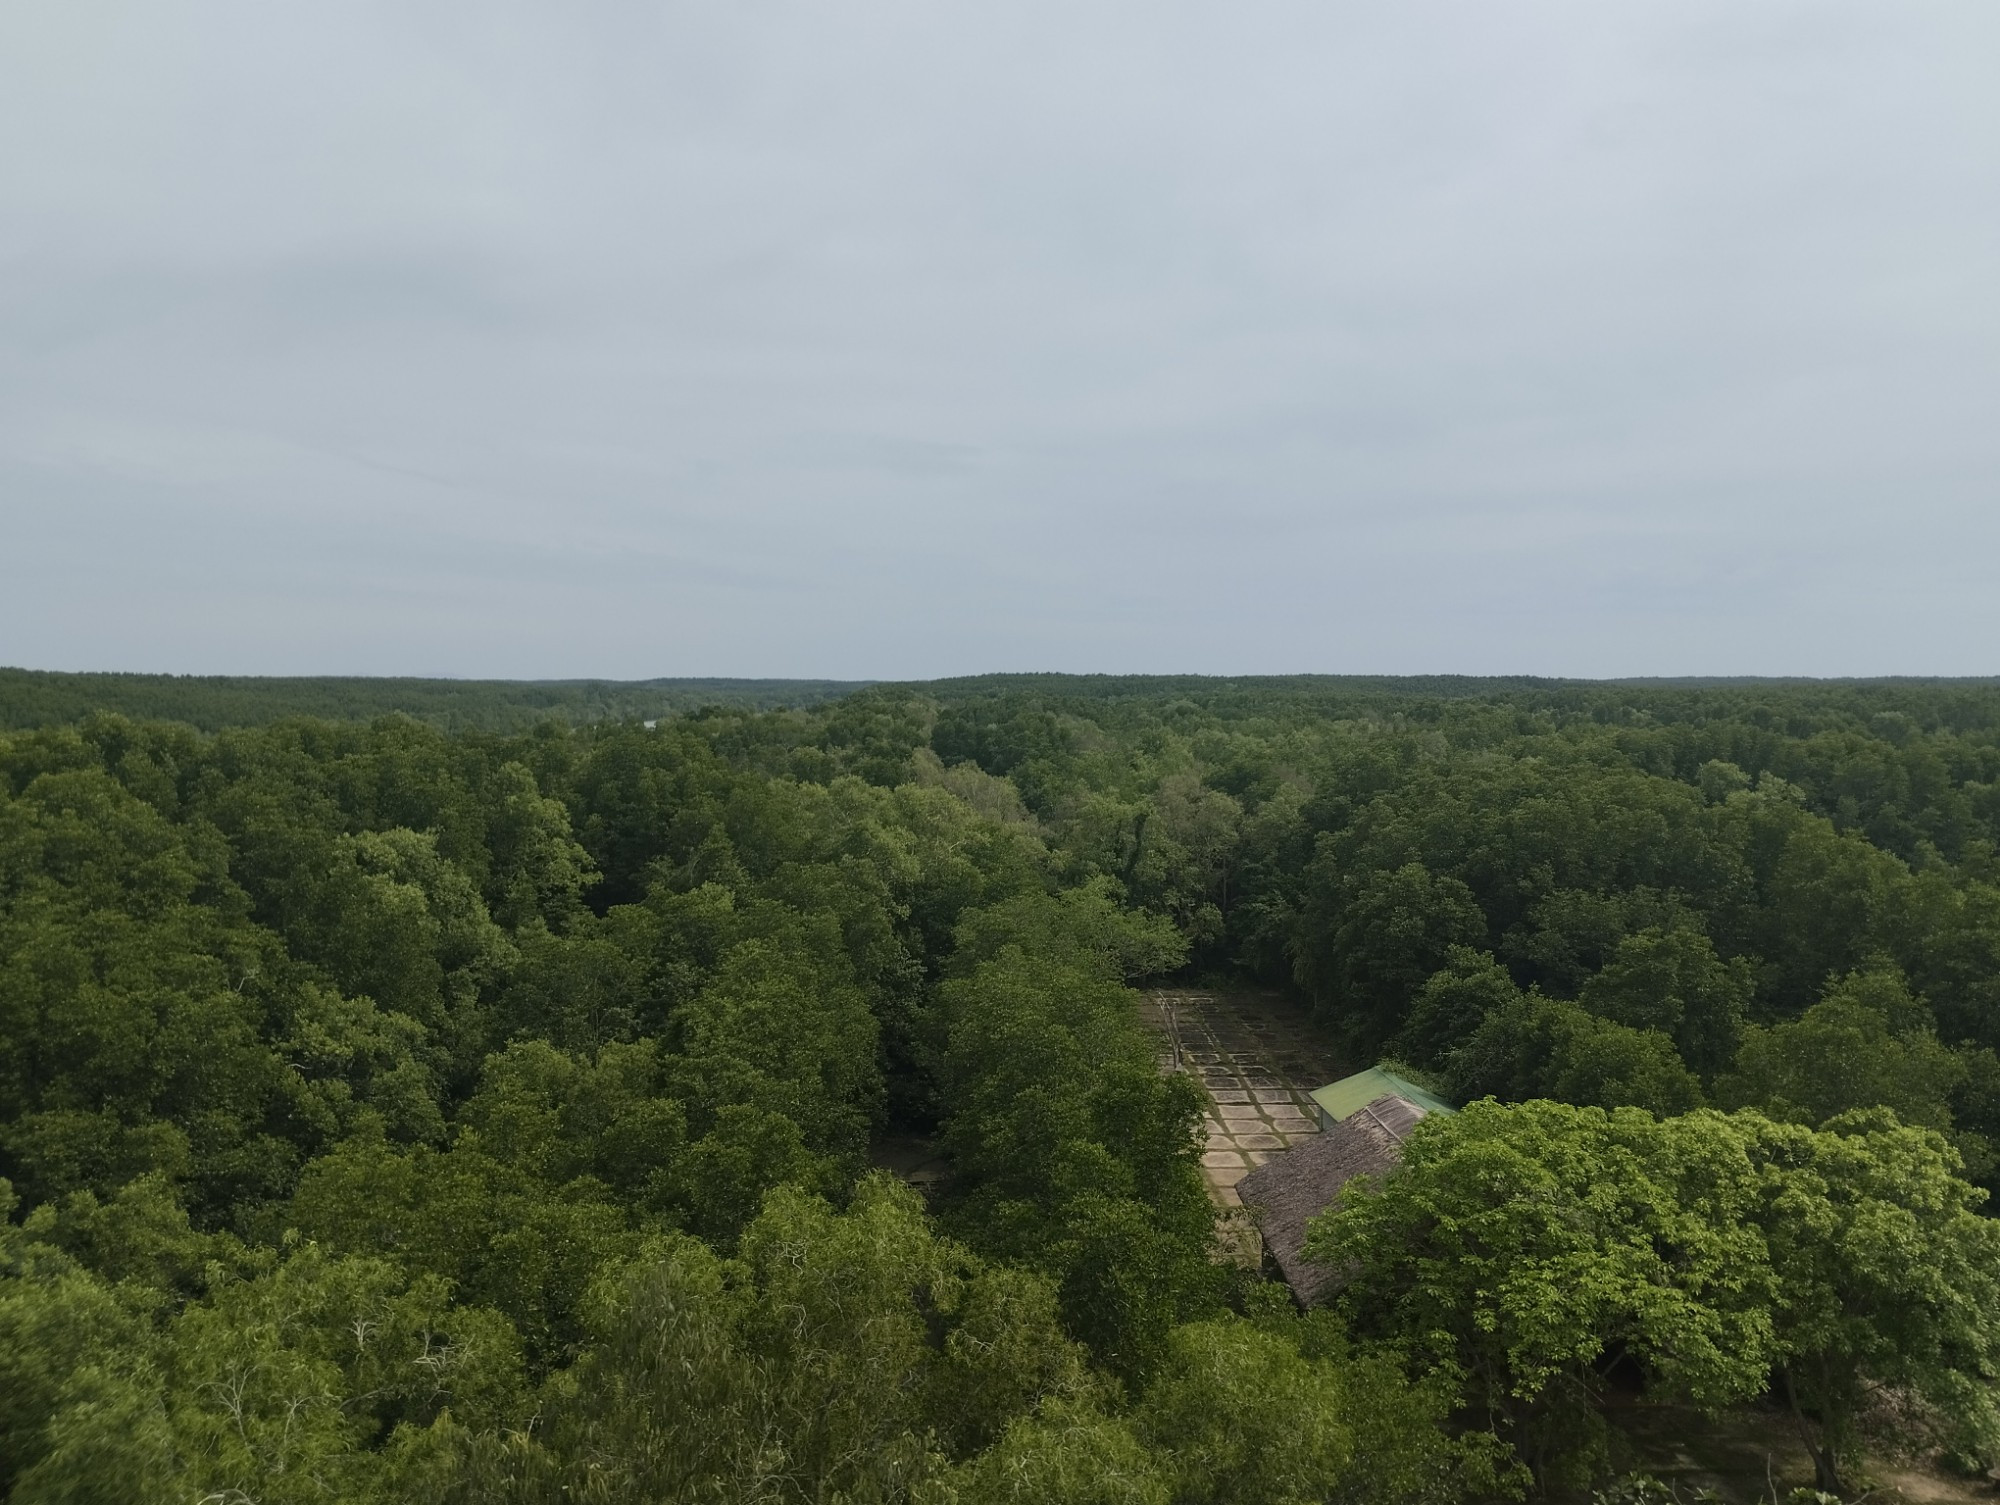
[1143,990,1347,1208]
[1613,1399,1996,1505]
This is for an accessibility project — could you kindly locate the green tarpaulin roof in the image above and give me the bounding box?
[1309,1067,1455,1124]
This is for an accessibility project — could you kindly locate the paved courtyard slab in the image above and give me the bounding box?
[1141,990,1348,1214]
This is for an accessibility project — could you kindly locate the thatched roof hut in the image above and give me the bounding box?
[1236,1092,1431,1306]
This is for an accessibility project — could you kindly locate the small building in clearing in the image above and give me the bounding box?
[1307,1065,1453,1131]
[1238,1068,1455,1306]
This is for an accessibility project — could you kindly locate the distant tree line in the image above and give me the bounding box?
[0,667,867,733]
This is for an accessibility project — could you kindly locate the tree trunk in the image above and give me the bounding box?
[1781,1367,1844,1496]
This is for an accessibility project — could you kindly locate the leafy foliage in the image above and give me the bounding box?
[9,675,2000,1496]
[1312,1101,2000,1492]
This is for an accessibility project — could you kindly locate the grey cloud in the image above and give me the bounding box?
[2,0,1996,677]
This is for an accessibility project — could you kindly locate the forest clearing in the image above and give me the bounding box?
[1145,989,1340,1206]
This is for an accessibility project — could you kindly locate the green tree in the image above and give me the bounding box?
[0,1182,169,1497]
[1446,995,1704,1115]
[1577,922,1751,1079]
[1721,965,1963,1130]
[1134,1318,1351,1505]
[944,1401,1168,1505]
[480,760,597,930]
[939,892,1216,1379]
[1311,862,1487,1052]
[1395,947,1523,1070]
[1308,1102,1776,1489]
[3,1195,525,1505]
[445,1178,1090,1504]
[1127,774,1242,950]
[0,768,302,1220]
[1746,1110,2000,1492]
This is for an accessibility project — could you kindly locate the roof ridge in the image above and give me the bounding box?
[1356,1098,1395,1140]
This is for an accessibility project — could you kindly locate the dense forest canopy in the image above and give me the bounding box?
[6,673,2000,1501]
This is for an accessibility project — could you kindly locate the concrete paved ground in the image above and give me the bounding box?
[1143,990,1347,1210]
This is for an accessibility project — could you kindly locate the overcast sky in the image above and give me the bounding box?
[3,2,1996,679]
